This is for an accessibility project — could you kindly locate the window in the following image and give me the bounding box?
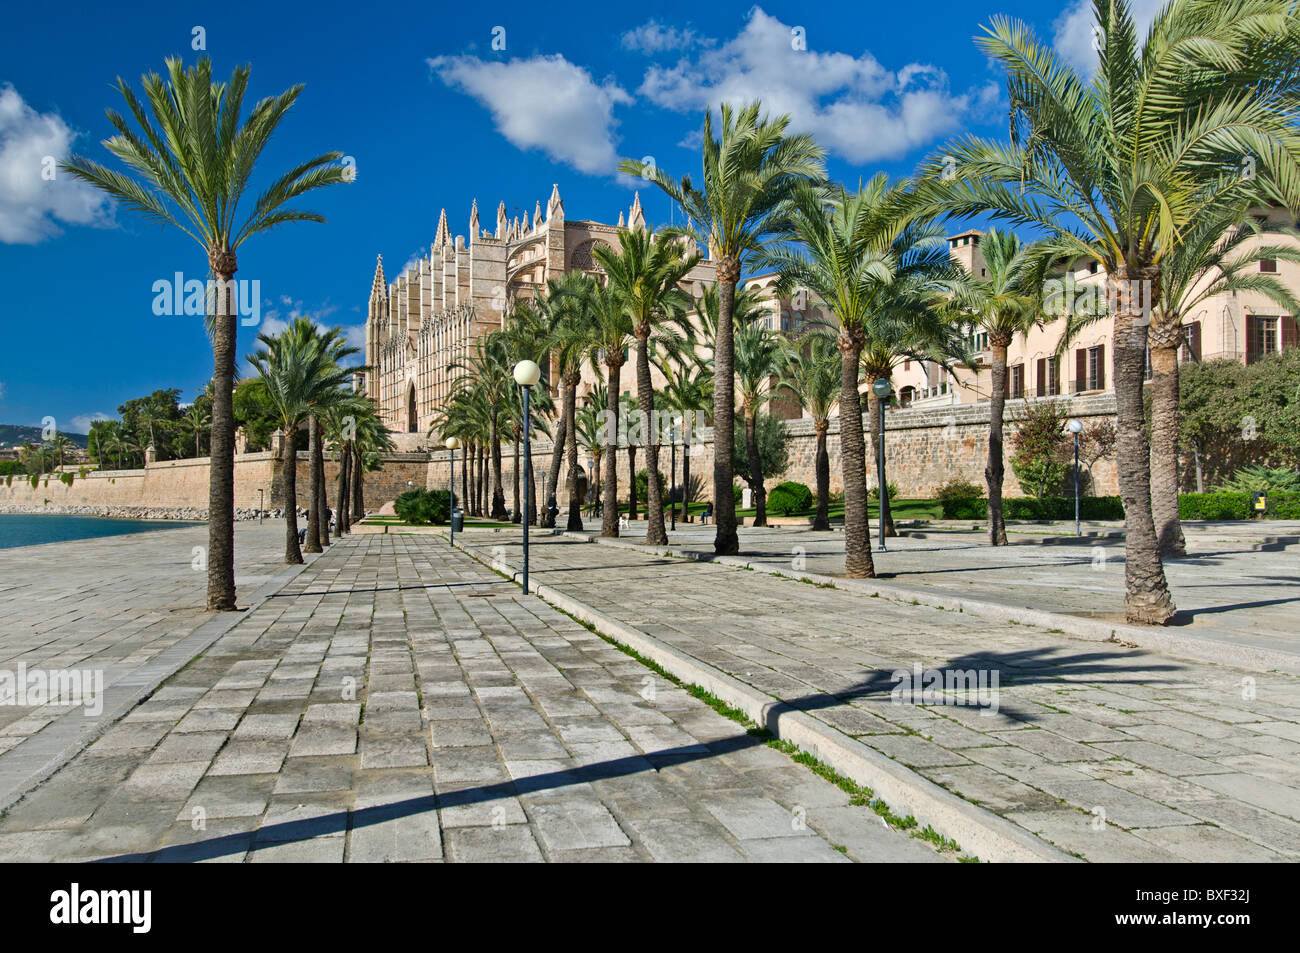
[1036,357,1060,396]
[1075,345,1105,391]
[1009,364,1025,399]
[1247,316,1278,364]
[980,268,987,277]
[1260,258,1278,274]
[1089,261,1099,275]
[1179,322,1201,363]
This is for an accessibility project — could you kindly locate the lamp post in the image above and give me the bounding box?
[872,378,891,552]
[514,360,541,592]
[258,488,264,525]
[445,436,460,545]
[1068,418,1083,536]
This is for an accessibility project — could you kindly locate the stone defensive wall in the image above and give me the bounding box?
[0,395,1119,518]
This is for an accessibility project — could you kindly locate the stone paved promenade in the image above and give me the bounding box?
[0,534,939,863]
[597,521,1300,666]
[454,529,1300,862]
[0,522,290,809]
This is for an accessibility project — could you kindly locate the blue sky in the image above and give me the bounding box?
[0,0,1140,434]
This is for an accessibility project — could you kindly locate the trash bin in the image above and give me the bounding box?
[1252,491,1268,518]
[450,510,464,533]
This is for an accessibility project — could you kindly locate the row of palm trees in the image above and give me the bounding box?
[64,1,1300,627]
[247,317,393,563]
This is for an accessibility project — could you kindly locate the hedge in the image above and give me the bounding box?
[1178,491,1300,520]
[767,481,814,516]
[940,496,1126,521]
[393,488,451,525]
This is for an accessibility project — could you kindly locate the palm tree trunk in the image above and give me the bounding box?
[317,425,330,546]
[489,417,507,520]
[305,417,322,553]
[1112,269,1175,624]
[1149,342,1186,557]
[527,454,537,525]
[713,260,740,554]
[681,432,693,521]
[986,336,1010,546]
[542,402,567,528]
[603,367,622,537]
[865,388,897,538]
[282,426,303,564]
[206,264,238,610]
[839,335,874,577]
[461,441,470,517]
[745,406,766,527]
[337,446,350,535]
[635,334,667,545]
[813,419,831,531]
[352,444,365,520]
[512,429,521,523]
[565,375,583,532]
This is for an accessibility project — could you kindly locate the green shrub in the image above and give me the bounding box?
[393,488,450,525]
[867,481,899,506]
[1178,492,1251,520]
[936,477,984,519]
[1269,491,1300,519]
[733,484,743,505]
[767,481,813,516]
[635,469,669,503]
[1009,401,1072,498]
[1001,496,1124,520]
[1215,465,1300,495]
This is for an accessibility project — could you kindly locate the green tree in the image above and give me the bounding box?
[64,57,347,610]
[626,101,825,555]
[779,331,840,530]
[918,0,1300,624]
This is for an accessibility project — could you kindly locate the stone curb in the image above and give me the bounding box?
[0,545,320,814]
[444,532,1076,863]
[565,533,1300,677]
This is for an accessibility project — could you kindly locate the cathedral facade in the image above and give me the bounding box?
[362,184,718,449]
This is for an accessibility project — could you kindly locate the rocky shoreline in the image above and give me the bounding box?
[0,504,266,521]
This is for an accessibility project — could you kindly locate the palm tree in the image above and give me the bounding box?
[949,228,1041,544]
[301,326,358,552]
[320,389,369,534]
[656,351,713,525]
[451,334,512,519]
[919,0,1300,623]
[575,389,606,511]
[181,399,211,458]
[593,229,699,545]
[779,331,840,530]
[625,101,825,555]
[770,177,957,576]
[50,434,75,471]
[501,300,551,523]
[64,57,347,610]
[541,273,600,532]
[248,318,354,564]
[734,316,784,526]
[586,277,636,537]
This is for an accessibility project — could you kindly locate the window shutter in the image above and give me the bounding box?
[1188,321,1202,361]
[1075,349,1086,392]
[1036,358,1046,396]
[1097,345,1106,391]
[1247,317,1260,364]
[1282,316,1298,351]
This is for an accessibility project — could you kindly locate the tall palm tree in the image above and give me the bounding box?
[301,326,358,552]
[64,57,347,610]
[542,273,600,532]
[770,177,956,577]
[656,351,713,525]
[919,0,1300,623]
[625,101,825,554]
[181,400,211,458]
[593,229,699,545]
[501,300,550,523]
[586,278,636,537]
[248,318,354,563]
[320,389,370,535]
[575,389,606,511]
[451,334,512,519]
[779,331,840,530]
[733,317,784,526]
[951,228,1041,545]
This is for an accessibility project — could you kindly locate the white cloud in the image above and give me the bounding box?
[69,412,111,434]
[636,9,985,164]
[621,20,712,55]
[1052,0,1164,75]
[429,54,632,175]
[0,84,113,244]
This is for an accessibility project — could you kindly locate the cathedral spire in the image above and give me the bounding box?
[547,182,563,219]
[371,254,387,297]
[469,199,479,238]
[534,200,542,228]
[435,208,450,248]
[496,200,508,239]
[628,190,645,231]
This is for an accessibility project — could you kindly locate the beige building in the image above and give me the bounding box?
[750,212,1300,418]
[363,186,717,448]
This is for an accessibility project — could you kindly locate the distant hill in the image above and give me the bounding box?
[0,425,89,449]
